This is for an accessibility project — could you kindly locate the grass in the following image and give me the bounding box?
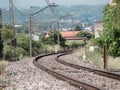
[108,57,120,69]
[45,44,63,53]
[0,60,8,75]
[73,48,120,70]
[0,65,5,75]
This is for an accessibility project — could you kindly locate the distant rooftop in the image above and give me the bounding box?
[60,31,80,38]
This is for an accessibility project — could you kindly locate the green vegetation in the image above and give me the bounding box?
[77,31,93,40]
[1,26,67,61]
[95,1,120,57]
[74,49,120,69]
[0,64,5,75]
[0,33,3,59]
[75,24,83,31]
[65,41,84,48]
[41,30,66,47]
[0,18,3,59]
[2,25,47,60]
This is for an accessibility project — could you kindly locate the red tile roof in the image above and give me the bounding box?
[60,31,80,38]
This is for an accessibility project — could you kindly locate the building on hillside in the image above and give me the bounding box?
[94,21,103,38]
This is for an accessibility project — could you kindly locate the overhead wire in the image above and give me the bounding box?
[44,0,62,17]
[12,1,28,16]
[12,0,74,30]
[13,5,28,16]
[13,1,28,16]
[13,0,26,10]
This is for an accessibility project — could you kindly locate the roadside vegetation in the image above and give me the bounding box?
[0,64,5,75]
[95,0,120,58]
[0,1,119,71]
[73,0,120,70]
[1,27,67,61]
[74,48,120,69]
[0,60,8,75]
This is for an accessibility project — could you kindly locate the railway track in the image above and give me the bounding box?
[33,52,106,90]
[56,52,120,81]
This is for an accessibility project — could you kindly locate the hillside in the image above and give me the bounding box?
[2,5,104,24]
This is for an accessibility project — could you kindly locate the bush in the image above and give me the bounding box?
[0,65,5,75]
[77,31,93,40]
[65,41,84,49]
[15,47,27,60]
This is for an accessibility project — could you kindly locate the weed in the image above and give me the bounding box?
[0,65,5,75]
[74,48,120,69]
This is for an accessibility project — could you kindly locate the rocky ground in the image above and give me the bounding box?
[0,57,79,90]
[38,54,120,90]
[0,53,120,90]
[59,53,96,69]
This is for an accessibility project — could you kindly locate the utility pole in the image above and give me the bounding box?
[29,6,32,57]
[29,4,58,56]
[103,44,108,70]
[9,0,16,60]
[9,0,15,36]
[57,21,60,46]
[83,37,87,60]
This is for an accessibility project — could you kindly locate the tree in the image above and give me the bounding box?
[77,31,93,40]
[95,1,120,57]
[2,25,14,40]
[75,24,83,31]
[0,33,3,59]
[16,33,30,55]
[17,33,44,56]
[42,30,66,46]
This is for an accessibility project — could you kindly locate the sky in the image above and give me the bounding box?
[0,0,109,9]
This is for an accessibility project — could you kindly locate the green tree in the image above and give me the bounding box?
[0,33,3,59]
[75,24,83,31]
[42,30,66,46]
[16,33,30,55]
[77,31,93,40]
[17,33,44,56]
[95,1,120,57]
[2,25,14,40]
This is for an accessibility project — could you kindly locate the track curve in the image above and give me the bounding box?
[56,52,120,81]
[33,52,105,90]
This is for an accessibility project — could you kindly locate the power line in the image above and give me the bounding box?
[13,0,28,11]
[13,5,28,16]
[12,1,28,16]
[44,0,61,17]
[9,0,14,34]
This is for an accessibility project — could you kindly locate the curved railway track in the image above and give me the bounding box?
[33,52,106,90]
[56,52,120,81]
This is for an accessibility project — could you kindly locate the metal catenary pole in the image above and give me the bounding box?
[9,0,16,60]
[29,7,32,57]
[29,4,58,56]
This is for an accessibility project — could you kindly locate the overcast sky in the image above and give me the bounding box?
[0,0,109,8]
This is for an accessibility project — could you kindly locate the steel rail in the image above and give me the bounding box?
[33,52,105,90]
[55,52,120,81]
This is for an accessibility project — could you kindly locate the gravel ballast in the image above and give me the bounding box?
[0,57,79,90]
